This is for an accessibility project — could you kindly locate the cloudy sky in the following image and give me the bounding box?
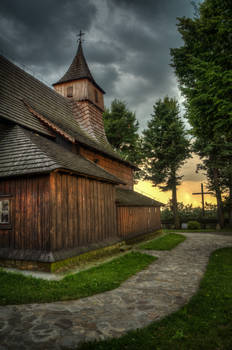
[1,0,211,203]
[0,0,195,131]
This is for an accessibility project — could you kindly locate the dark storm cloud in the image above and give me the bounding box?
[0,0,97,64]
[0,0,194,129]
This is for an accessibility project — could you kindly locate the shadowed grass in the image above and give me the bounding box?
[0,252,156,305]
[138,233,186,250]
[78,247,232,350]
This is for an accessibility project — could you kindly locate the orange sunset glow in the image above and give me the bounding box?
[135,154,217,207]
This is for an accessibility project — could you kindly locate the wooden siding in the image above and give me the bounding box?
[79,146,134,190]
[0,175,50,250]
[0,173,117,253]
[50,172,117,250]
[54,79,104,110]
[117,206,161,239]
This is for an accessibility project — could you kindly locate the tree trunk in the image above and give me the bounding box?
[172,184,180,229]
[213,168,224,229]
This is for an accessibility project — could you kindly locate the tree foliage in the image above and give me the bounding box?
[170,0,232,227]
[143,97,190,228]
[161,200,217,222]
[103,99,143,167]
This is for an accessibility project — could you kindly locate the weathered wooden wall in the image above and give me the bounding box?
[50,172,117,250]
[54,79,104,110]
[79,146,134,190]
[0,175,50,250]
[0,173,117,252]
[0,172,160,258]
[117,206,161,239]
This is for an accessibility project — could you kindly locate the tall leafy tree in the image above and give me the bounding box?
[103,99,142,167]
[143,97,190,228]
[170,0,232,228]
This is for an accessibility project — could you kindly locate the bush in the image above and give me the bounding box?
[187,221,201,230]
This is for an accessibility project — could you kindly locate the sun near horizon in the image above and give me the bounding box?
[135,154,217,207]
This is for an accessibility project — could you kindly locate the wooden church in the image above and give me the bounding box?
[0,38,162,271]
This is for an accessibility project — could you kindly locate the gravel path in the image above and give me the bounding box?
[0,232,232,350]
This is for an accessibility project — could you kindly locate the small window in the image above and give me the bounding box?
[0,197,11,229]
[95,90,98,103]
[67,86,73,98]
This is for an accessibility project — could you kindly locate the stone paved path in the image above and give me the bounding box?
[0,232,232,350]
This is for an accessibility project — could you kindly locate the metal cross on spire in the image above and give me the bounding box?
[77,30,85,43]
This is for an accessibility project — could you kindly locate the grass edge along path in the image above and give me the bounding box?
[0,251,156,305]
[78,247,232,350]
[138,233,186,251]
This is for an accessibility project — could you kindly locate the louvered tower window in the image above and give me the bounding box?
[67,86,73,97]
[95,90,98,103]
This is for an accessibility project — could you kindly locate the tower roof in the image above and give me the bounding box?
[53,41,105,93]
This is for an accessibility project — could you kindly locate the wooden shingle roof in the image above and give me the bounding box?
[0,55,135,168]
[53,41,105,93]
[116,188,163,207]
[0,125,124,184]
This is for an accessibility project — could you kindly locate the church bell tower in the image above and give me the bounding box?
[53,31,107,142]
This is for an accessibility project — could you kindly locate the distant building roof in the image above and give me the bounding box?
[53,41,105,93]
[116,188,163,207]
[0,125,124,184]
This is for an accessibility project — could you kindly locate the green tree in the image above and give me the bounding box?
[170,0,232,228]
[143,97,190,228]
[103,99,142,167]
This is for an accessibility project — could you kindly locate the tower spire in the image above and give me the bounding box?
[53,35,107,142]
[53,32,104,93]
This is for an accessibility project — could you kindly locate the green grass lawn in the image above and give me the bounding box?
[138,233,186,250]
[79,247,232,350]
[0,252,156,305]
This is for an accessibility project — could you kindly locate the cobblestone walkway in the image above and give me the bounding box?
[0,232,232,350]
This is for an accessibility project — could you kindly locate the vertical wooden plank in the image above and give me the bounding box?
[31,177,37,250]
[86,179,91,243]
[102,183,106,240]
[81,177,85,245]
[21,177,27,249]
[89,180,94,242]
[68,175,74,248]
[83,178,88,245]
[63,174,68,248]
[43,175,50,250]
[93,180,99,241]
[108,185,112,237]
[73,176,78,246]
[27,176,32,249]
[97,181,101,242]
[101,182,105,240]
[14,177,20,249]
[78,177,83,246]
[49,173,56,251]
[38,175,44,250]
[56,173,62,250]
